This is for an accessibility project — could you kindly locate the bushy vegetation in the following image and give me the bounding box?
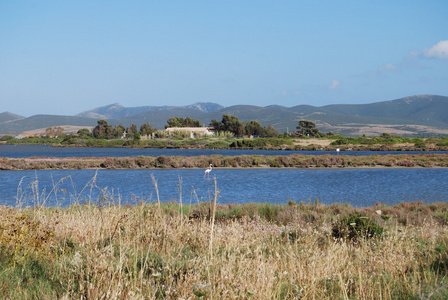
[165,116,202,128]
[296,120,326,137]
[331,213,384,241]
[436,137,448,146]
[0,135,14,141]
[1,199,448,299]
[5,132,448,152]
[331,134,417,146]
[210,114,279,137]
[2,153,448,170]
[5,136,63,144]
[229,138,294,148]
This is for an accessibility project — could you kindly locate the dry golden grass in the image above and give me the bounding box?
[1,196,448,299]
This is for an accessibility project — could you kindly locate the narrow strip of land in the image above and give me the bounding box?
[1,153,448,170]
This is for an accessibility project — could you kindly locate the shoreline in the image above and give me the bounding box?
[3,138,448,152]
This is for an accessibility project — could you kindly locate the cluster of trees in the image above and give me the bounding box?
[82,117,323,140]
[296,120,326,138]
[87,120,157,139]
[209,114,278,137]
[91,120,125,139]
[165,117,202,128]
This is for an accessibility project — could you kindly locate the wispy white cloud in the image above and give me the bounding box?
[329,79,340,89]
[361,40,448,79]
[408,40,448,60]
[422,40,448,59]
[356,62,399,79]
[378,63,397,71]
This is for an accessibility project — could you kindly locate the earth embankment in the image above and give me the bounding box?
[1,154,448,170]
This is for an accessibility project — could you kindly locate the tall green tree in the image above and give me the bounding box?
[140,122,157,135]
[264,124,279,137]
[114,125,126,138]
[245,120,264,136]
[105,125,115,139]
[185,117,201,127]
[166,117,183,128]
[166,117,201,128]
[209,119,223,132]
[77,128,92,137]
[127,124,138,134]
[92,120,110,139]
[296,120,324,137]
[221,114,244,136]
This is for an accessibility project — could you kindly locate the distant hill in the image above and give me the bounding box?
[76,102,224,119]
[0,112,24,124]
[182,102,224,113]
[287,95,448,136]
[0,115,98,135]
[107,95,448,136]
[1,95,448,136]
[315,95,448,128]
[109,108,210,128]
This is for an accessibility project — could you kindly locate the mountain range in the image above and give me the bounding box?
[1,96,448,137]
[74,102,224,119]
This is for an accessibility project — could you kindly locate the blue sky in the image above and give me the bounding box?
[1,1,447,117]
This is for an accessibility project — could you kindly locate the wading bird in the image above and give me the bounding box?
[204,164,213,178]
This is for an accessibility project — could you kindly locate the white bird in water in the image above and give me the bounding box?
[204,164,213,178]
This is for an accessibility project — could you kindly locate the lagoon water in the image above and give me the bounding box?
[1,145,447,208]
[1,144,447,158]
[1,168,447,208]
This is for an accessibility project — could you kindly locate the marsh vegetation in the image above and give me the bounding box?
[1,183,448,299]
[2,153,448,170]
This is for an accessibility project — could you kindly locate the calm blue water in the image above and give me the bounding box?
[0,144,446,158]
[1,168,447,208]
[1,145,447,208]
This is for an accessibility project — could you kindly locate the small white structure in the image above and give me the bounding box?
[165,127,215,138]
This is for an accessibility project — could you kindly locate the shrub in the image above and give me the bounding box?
[436,138,448,147]
[205,141,229,148]
[0,135,14,141]
[332,213,384,242]
[330,139,349,145]
[413,138,427,149]
[257,204,280,222]
[432,238,448,274]
[0,211,55,267]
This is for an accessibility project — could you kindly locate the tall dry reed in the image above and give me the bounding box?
[1,177,447,299]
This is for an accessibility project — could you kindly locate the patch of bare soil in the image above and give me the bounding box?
[293,139,333,147]
[23,125,94,135]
